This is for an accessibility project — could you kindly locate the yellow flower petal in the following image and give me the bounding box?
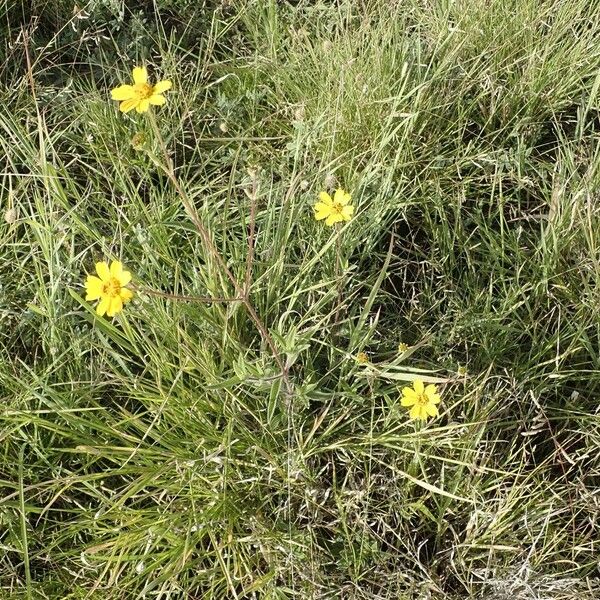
[120,288,134,303]
[110,260,123,278]
[85,275,104,300]
[136,98,150,113]
[425,403,439,417]
[110,260,132,286]
[325,214,339,226]
[96,295,110,316]
[341,205,354,221]
[149,94,166,106]
[96,261,111,282]
[400,394,416,407]
[429,393,441,404]
[153,80,172,94]
[314,202,332,220]
[318,192,333,206]
[414,379,424,394]
[132,66,147,85]
[119,271,132,287]
[409,404,422,420]
[111,85,134,100]
[107,295,123,317]
[334,188,351,205]
[120,98,138,113]
[425,384,437,396]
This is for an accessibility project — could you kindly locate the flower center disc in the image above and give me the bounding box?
[134,83,154,99]
[103,278,122,297]
[332,202,344,214]
[416,393,428,406]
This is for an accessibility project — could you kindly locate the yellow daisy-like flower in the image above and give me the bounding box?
[398,342,410,353]
[356,352,369,364]
[314,188,354,226]
[401,379,441,421]
[110,66,172,113]
[85,260,134,317]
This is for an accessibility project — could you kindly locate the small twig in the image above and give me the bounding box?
[23,30,38,105]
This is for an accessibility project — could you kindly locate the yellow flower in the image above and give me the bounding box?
[356,352,369,364]
[85,260,134,317]
[400,379,441,421]
[314,188,354,226]
[398,342,410,353]
[111,66,172,113]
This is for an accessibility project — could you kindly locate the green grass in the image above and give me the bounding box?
[2,0,600,597]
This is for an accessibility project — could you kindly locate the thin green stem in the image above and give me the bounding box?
[133,284,244,304]
[333,226,344,334]
[146,111,293,396]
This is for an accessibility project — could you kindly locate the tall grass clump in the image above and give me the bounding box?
[1,0,600,598]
